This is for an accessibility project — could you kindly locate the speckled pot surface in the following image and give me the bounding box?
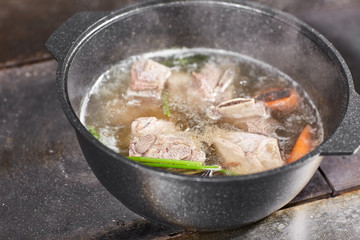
[46,0,360,230]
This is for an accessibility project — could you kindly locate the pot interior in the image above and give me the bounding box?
[66,1,348,143]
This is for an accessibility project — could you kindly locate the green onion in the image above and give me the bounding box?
[161,59,176,68]
[142,163,222,170]
[178,55,209,67]
[128,156,227,172]
[128,156,202,166]
[161,54,210,68]
[127,156,239,176]
[162,90,171,117]
[88,126,101,141]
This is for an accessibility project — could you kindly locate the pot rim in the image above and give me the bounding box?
[57,0,352,183]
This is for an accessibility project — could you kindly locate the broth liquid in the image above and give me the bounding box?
[81,48,324,168]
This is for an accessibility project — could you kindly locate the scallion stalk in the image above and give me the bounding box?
[88,125,101,141]
[128,156,202,166]
[142,162,222,171]
[162,90,171,117]
[127,156,238,175]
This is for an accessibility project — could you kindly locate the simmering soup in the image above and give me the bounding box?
[80,48,323,176]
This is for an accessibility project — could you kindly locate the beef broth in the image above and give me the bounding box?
[81,48,324,175]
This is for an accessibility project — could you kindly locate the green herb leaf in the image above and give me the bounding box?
[178,54,210,67]
[161,59,176,68]
[128,156,202,166]
[162,90,171,117]
[161,54,210,68]
[142,162,222,170]
[88,126,101,141]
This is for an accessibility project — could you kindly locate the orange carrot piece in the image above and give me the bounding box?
[288,125,313,163]
[257,88,299,111]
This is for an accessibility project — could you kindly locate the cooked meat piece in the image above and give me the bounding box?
[192,63,222,99]
[211,98,274,135]
[130,134,156,154]
[191,63,235,103]
[129,134,206,163]
[131,117,177,137]
[126,59,171,99]
[213,131,283,174]
[214,86,234,104]
[129,117,206,163]
[228,117,278,135]
[214,68,236,94]
[216,98,268,119]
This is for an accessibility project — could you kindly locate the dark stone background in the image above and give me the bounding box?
[1,0,360,239]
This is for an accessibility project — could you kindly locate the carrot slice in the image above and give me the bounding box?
[288,125,313,163]
[256,88,299,111]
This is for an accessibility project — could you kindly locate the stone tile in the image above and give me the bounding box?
[0,0,134,68]
[286,170,332,207]
[167,190,360,240]
[320,154,360,195]
[1,0,359,69]
[0,61,148,239]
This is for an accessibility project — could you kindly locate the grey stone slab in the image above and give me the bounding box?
[167,189,360,240]
[0,59,356,240]
[0,61,159,239]
[1,1,360,239]
[286,170,332,207]
[1,0,359,70]
[320,154,360,195]
[0,0,134,68]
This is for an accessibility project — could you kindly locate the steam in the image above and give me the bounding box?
[71,1,339,139]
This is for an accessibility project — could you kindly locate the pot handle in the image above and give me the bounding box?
[319,89,360,156]
[45,11,110,62]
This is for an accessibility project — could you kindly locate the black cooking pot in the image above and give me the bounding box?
[46,0,360,230]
